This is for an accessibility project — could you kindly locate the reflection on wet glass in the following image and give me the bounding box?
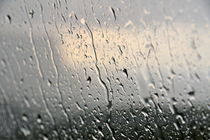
[0,0,210,139]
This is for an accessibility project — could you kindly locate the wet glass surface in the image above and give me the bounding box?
[0,0,210,139]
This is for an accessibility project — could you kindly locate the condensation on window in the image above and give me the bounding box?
[0,0,210,139]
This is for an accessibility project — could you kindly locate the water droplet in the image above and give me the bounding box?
[109,7,116,20]
[29,10,34,18]
[47,79,52,87]
[123,68,128,78]
[37,114,42,123]
[87,76,91,84]
[188,91,195,96]
[80,18,86,25]
[20,128,31,136]
[6,14,11,23]
[22,114,28,122]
